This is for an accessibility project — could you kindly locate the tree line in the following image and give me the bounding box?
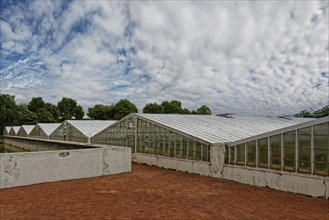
[1,93,327,134]
[0,94,85,132]
[294,105,329,118]
[0,94,211,133]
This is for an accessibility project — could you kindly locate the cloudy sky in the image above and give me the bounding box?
[0,0,328,116]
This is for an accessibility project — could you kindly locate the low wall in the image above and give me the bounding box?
[133,143,328,199]
[222,165,329,199]
[1,137,131,189]
[3,136,95,152]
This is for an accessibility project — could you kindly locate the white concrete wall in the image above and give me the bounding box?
[222,165,329,199]
[102,146,131,175]
[0,146,131,189]
[209,143,225,178]
[133,143,328,199]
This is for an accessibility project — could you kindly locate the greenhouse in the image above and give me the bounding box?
[50,120,116,143]
[225,116,329,176]
[2,127,11,136]
[91,113,328,198]
[29,123,61,139]
[17,125,35,137]
[9,126,21,136]
[92,113,311,161]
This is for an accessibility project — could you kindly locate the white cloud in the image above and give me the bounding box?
[0,1,328,116]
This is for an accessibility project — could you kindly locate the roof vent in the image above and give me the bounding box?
[216,113,233,118]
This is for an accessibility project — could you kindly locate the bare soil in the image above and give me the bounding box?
[0,163,328,219]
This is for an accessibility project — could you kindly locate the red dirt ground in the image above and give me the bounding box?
[0,163,328,219]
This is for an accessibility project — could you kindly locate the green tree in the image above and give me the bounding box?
[313,105,329,118]
[26,97,61,122]
[0,94,16,110]
[294,105,329,118]
[181,108,191,114]
[15,105,38,125]
[161,100,184,114]
[112,99,138,120]
[74,105,84,120]
[36,108,56,123]
[44,103,60,122]
[88,104,114,120]
[0,94,18,133]
[143,100,192,114]
[143,103,164,113]
[294,110,313,118]
[28,97,45,112]
[57,97,84,120]
[196,105,212,115]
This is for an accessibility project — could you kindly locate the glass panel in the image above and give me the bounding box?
[159,128,164,156]
[270,135,281,170]
[236,144,245,166]
[169,132,175,157]
[229,146,235,165]
[144,135,150,154]
[163,129,169,157]
[314,123,329,176]
[225,145,229,164]
[247,141,256,167]
[283,131,296,172]
[175,134,182,158]
[182,137,188,159]
[127,123,136,153]
[140,120,146,153]
[298,127,311,173]
[137,129,143,153]
[69,125,88,143]
[146,134,153,154]
[195,142,202,161]
[258,138,268,168]
[154,126,159,155]
[188,139,194,160]
[201,144,209,162]
[145,124,154,154]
